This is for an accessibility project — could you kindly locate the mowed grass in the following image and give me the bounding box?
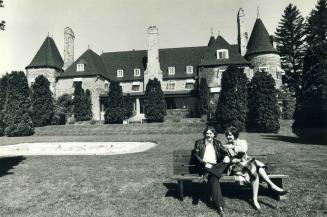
[0,121,326,217]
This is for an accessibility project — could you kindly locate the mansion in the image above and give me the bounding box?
[25,9,283,121]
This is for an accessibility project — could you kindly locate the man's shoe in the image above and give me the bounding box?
[217,207,225,217]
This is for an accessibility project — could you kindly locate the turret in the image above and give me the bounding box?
[63,27,75,70]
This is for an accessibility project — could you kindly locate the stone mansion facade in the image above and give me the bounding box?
[25,9,283,121]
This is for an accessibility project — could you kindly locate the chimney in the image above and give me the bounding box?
[237,8,248,56]
[63,27,75,70]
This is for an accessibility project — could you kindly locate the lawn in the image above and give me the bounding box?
[0,121,326,217]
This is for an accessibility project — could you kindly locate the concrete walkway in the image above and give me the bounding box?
[0,142,157,156]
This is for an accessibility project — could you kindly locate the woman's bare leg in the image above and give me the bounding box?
[258,168,283,191]
[252,175,261,210]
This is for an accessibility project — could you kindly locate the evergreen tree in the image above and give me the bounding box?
[31,75,54,127]
[0,73,8,135]
[305,0,327,48]
[3,71,34,136]
[275,4,305,94]
[73,82,85,121]
[0,1,5,30]
[278,86,296,120]
[83,89,93,121]
[247,71,281,133]
[215,65,248,131]
[144,78,166,122]
[56,93,74,117]
[123,94,134,119]
[198,78,210,115]
[104,81,125,124]
[292,42,327,141]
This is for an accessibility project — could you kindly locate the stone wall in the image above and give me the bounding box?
[162,78,196,91]
[247,53,282,88]
[120,81,144,94]
[26,68,60,97]
[56,76,107,121]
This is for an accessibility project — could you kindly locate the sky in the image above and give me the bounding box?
[0,0,318,75]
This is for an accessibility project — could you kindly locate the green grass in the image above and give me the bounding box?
[0,121,326,217]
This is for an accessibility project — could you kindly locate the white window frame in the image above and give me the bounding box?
[168,67,175,75]
[134,68,141,77]
[77,63,85,72]
[186,65,193,74]
[117,69,124,78]
[216,49,229,59]
[258,66,270,72]
[185,79,195,90]
[166,80,175,90]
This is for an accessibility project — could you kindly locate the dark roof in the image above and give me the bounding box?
[26,36,63,70]
[101,50,147,82]
[58,49,109,80]
[208,36,216,46]
[199,35,250,66]
[245,18,278,57]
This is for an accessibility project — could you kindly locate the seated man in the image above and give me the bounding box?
[193,126,230,217]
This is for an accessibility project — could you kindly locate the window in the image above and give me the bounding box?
[166,80,175,90]
[77,64,85,72]
[185,79,195,90]
[216,49,229,59]
[104,83,109,90]
[132,85,140,91]
[217,67,227,78]
[117,69,124,78]
[134,68,141,77]
[73,81,82,88]
[168,67,175,75]
[186,66,193,74]
[258,66,270,72]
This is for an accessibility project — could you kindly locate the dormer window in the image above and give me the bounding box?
[186,66,193,74]
[258,66,270,72]
[117,69,124,78]
[77,64,85,72]
[134,68,141,77]
[216,49,229,59]
[168,67,175,75]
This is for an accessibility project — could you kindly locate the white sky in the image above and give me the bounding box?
[0,0,317,75]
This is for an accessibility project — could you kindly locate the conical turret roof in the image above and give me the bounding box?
[207,35,215,46]
[26,36,63,70]
[245,18,278,57]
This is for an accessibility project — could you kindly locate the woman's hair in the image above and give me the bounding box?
[203,125,217,137]
[225,126,239,139]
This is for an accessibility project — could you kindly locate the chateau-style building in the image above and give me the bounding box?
[25,9,283,121]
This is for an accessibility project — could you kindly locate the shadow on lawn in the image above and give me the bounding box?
[163,182,278,209]
[261,135,326,145]
[0,156,26,177]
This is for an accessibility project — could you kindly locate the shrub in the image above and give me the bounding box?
[144,78,167,122]
[198,78,210,115]
[104,81,125,124]
[247,70,281,133]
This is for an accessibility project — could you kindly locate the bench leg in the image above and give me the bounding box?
[269,178,287,201]
[178,180,184,201]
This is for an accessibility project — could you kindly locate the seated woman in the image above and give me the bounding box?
[193,126,230,217]
[223,126,288,210]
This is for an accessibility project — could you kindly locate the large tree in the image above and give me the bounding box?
[83,89,93,121]
[198,78,210,116]
[305,0,327,48]
[3,71,34,136]
[73,82,84,121]
[0,1,5,30]
[247,71,281,133]
[215,65,248,132]
[275,4,305,94]
[104,81,125,124]
[0,73,8,135]
[144,78,166,122]
[31,75,54,127]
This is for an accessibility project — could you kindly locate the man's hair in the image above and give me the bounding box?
[203,125,217,137]
[225,126,239,139]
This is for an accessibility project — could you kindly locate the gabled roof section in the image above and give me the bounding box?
[58,49,109,80]
[199,35,250,66]
[26,36,63,70]
[245,18,278,57]
[101,50,147,81]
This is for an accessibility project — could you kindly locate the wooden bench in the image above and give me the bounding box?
[171,149,289,201]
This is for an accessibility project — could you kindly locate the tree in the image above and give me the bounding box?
[144,78,166,122]
[83,89,93,121]
[215,65,248,132]
[73,82,84,121]
[247,70,281,133]
[0,73,8,135]
[3,71,34,136]
[104,81,125,124]
[198,78,210,116]
[275,4,305,94]
[305,0,327,48]
[123,94,134,120]
[0,1,5,30]
[31,75,54,127]
[292,43,327,141]
[278,85,296,120]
